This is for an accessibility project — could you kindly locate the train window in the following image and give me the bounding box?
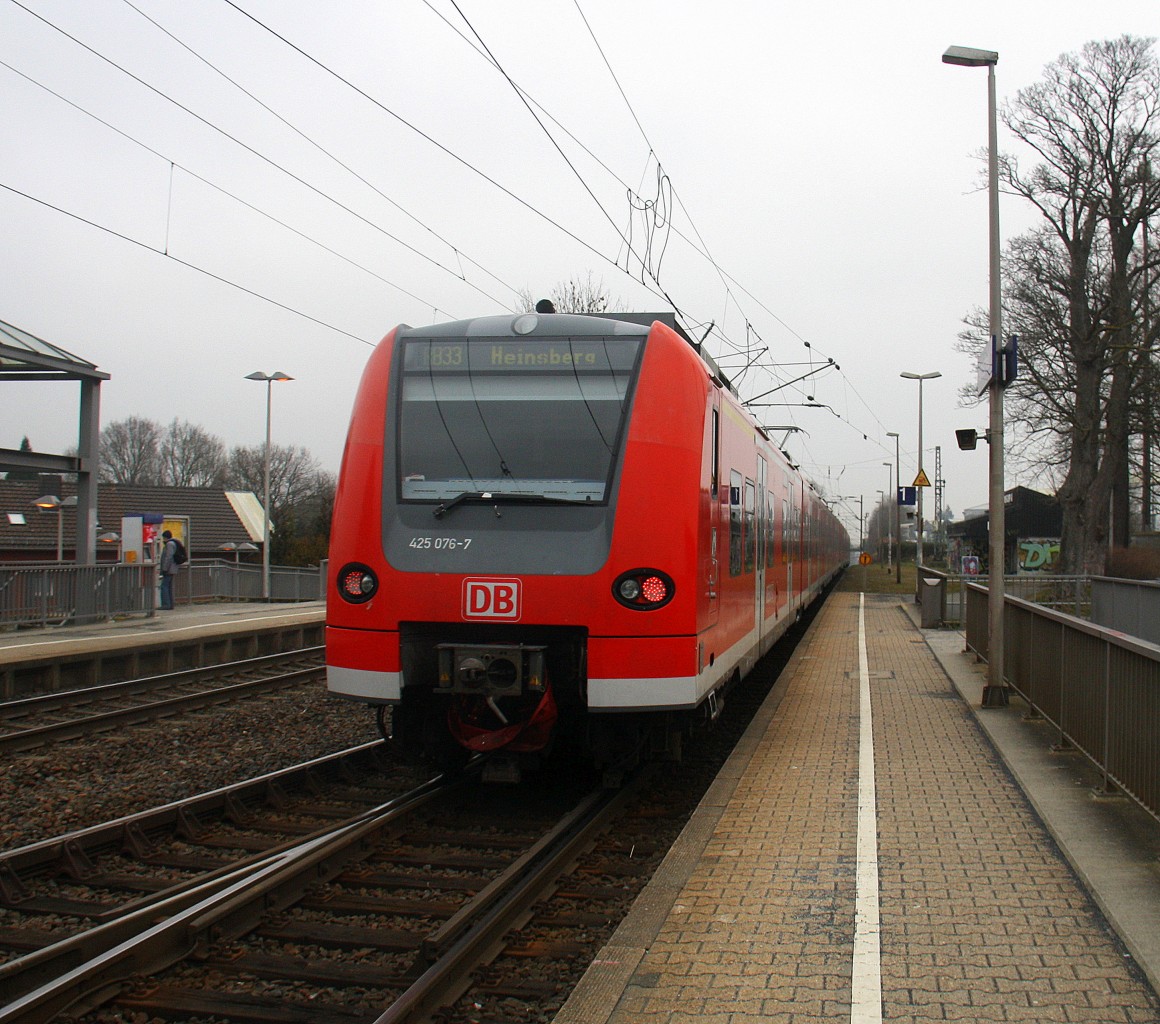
[397,336,643,503]
[711,409,719,499]
[729,470,742,577]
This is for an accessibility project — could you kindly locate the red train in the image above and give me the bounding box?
[326,310,847,778]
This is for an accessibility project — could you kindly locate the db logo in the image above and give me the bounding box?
[462,578,522,620]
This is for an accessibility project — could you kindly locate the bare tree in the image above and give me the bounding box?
[159,420,227,487]
[960,36,1160,574]
[519,273,627,315]
[225,443,326,560]
[99,416,162,484]
[281,470,336,566]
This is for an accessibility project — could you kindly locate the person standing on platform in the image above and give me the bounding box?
[159,530,179,610]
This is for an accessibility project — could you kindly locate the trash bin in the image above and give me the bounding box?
[920,576,944,628]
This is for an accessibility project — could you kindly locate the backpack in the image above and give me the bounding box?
[172,539,188,565]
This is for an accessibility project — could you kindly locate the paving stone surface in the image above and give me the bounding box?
[562,592,1160,1024]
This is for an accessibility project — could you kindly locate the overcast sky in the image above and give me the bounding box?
[1,0,1156,539]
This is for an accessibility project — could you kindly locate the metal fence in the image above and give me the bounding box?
[918,569,1091,626]
[0,559,325,630]
[0,563,155,628]
[964,582,1160,823]
[1091,577,1160,646]
[174,560,324,605]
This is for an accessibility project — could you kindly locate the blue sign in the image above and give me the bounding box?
[897,486,916,507]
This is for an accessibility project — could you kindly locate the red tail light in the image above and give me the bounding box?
[613,569,675,610]
[337,563,378,603]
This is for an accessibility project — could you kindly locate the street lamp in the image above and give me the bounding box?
[837,495,864,551]
[882,462,894,570]
[943,43,1007,707]
[900,371,941,570]
[245,370,294,600]
[33,494,77,562]
[97,530,120,562]
[887,432,901,583]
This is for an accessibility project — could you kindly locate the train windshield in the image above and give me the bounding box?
[397,336,644,503]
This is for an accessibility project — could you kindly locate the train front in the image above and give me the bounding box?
[326,311,705,773]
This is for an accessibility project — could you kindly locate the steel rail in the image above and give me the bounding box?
[0,740,396,1002]
[0,647,324,719]
[373,772,645,1024]
[0,740,387,877]
[0,665,324,754]
[0,771,469,1024]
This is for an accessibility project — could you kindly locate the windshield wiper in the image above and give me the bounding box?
[433,491,595,518]
[433,491,484,518]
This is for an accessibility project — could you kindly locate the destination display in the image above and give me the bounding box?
[403,338,639,374]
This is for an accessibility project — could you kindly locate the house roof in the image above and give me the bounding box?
[947,486,1062,542]
[0,480,268,556]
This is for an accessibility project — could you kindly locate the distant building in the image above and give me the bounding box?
[0,478,268,563]
[947,486,1062,574]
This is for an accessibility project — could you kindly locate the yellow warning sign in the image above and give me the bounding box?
[912,469,932,488]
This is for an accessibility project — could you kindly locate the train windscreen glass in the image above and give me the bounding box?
[398,336,643,503]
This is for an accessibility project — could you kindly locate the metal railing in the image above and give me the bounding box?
[1091,577,1160,646]
[0,559,324,630]
[173,560,324,604]
[0,563,155,628]
[918,569,1091,626]
[964,582,1160,823]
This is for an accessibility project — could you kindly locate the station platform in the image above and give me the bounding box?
[558,591,1160,1024]
[0,602,325,697]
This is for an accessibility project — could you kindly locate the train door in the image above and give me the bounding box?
[782,494,792,610]
[786,483,797,609]
[797,479,807,601]
[755,456,767,642]
[707,405,720,628]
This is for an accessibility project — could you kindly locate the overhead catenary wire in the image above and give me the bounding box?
[6,0,515,314]
[411,0,887,451]
[0,57,460,322]
[7,0,894,474]
[0,180,375,346]
[218,0,676,313]
[119,0,522,307]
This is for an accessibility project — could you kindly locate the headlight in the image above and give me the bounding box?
[612,569,674,610]
[337,562,378,603]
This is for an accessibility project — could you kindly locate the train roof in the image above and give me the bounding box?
[584,312,736,396]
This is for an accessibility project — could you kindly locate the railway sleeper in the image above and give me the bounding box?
[257,918,422,952]
[116,984,375,1024]
[299,891,460,918]
[206,949,411,989]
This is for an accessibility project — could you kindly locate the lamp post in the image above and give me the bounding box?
[876,489,886,563]
[97,531,120,562]
[882,462,894,570]
[245,371,294,600]
[33,494,77,562]
[900,371,941,570]
[943,44,1007,707]
[838,496,864,552]
[887,432,901,583]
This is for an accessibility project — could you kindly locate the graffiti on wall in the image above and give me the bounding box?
[1018,537,1061,573]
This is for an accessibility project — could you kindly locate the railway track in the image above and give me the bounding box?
[0,750,634,1024]
[1,600,822,1023]
[0,648,325,754]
